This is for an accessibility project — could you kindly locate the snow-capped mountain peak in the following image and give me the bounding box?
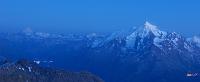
[126,21,167,48]
[144,21,158,32]
[143,21,167,37]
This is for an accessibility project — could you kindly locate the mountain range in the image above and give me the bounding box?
[0,22,200,82]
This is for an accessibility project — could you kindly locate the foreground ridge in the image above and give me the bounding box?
[0,59,104,82]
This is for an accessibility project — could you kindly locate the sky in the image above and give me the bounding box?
[0,0,200,36]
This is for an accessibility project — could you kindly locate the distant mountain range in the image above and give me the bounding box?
[0,22,200,82]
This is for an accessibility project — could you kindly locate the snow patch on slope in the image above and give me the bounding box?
[153,37,165,48]
[184,42,193,52]
[28,67,32,72]
[34,61,41,64]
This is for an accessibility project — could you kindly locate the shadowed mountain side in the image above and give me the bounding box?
[0,59,104,82]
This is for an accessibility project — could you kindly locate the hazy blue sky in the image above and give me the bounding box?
[0,0,199,36]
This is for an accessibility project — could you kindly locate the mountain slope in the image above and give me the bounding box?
[0,59,104,82]
[89,22,200,82]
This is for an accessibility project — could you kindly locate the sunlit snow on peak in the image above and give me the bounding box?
[143,21,167,37]
[126,21,167,48]
[144,21,158,31]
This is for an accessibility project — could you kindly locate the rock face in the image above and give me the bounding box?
[0,59,104,82]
